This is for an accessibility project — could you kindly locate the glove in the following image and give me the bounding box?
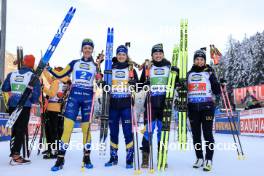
[171,66,179,72]
[46,65,52,72]
[144,79,150,86]
[128,79,137,86]
[95,73,103,81]
[176,81,186,90]
[57,92,64,98]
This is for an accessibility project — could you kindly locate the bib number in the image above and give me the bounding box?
[76,71,92,81]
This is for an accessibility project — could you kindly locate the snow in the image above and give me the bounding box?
[0,129,263,176]
[219,31,264,88]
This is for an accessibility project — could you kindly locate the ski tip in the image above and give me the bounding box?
[111,28,114,32]
[134,170,142,175]
[238,155,246,160]
[107,27,111,32]
[68,7,76,14]
[72,8,76,14]
[149,169,155,174]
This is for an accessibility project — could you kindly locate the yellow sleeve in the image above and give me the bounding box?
[49,65,73,78]
[42,70,54,84]
[43,80,59,97]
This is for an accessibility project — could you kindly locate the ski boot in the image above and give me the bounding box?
[10,154,31,166]
[203,160,212,171]
[83,150,93,169]
[105,156,118,167]
[51,156,64,171]
[193,158,204,168]
[105,148,118,167]
[126,148,134,169]
[141,151,149,168]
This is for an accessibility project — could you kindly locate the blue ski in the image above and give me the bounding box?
[5,7,76,128]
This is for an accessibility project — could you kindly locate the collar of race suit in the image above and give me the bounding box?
[152,58,171,67]
[190,64,213,73]
[81,57,94,63]
[112,60,129,69]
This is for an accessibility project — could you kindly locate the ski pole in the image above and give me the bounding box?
[220,84,243,159]
[128,62,141,174]
[222,84,245,159]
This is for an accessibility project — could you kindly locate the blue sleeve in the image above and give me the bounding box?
[1,73,12,92]
[48,60,76,78]
[30,75,41,104]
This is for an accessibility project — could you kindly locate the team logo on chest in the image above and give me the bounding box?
[79,63,91,70]
[14,75,25,82]
[115,71,126,78]
[154,68,165,75]
[191,74,202,81]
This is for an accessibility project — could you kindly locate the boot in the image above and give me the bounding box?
[193,158,204,168]
[203,160,212,171]
[10,154,31,166]
[141,152,149,168]
[51,156,64,171]
[126,148,134,169]
[105,148,118,167]
[83,150,93,169]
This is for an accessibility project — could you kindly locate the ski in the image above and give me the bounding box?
[177,19,188,151]
[5,7,76,129]
[157,45,179,171]
[99,27,114,156]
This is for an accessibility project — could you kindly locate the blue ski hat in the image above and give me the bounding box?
[81,38,94,49]
[116,45,128,55]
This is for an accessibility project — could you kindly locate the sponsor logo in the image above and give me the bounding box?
[14,75,25,82]
[154,68,165,75]
[188,83,206,91]
[79,63,91,70]
[190,74,202,81]
[115,71,126,78]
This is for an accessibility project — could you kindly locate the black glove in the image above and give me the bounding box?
[176,81,186,90]
[144,79,150,86]
[171,66,179,72]
[128,79,137,86]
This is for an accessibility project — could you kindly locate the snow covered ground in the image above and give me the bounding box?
[0,129,263,176]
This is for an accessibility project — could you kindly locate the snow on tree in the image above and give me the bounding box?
[219,31,264,90]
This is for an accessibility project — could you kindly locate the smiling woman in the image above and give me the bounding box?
[45,38,106,171]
